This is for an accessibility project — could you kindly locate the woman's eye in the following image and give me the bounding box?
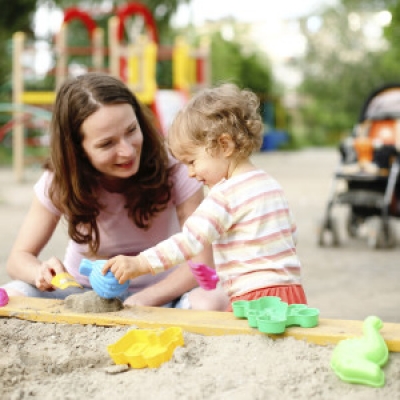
[100,141,113,148]
[127,126,137,136]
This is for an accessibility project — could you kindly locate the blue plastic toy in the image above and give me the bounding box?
[79,259,130,299]
[232,296,319,334]
[331,316,389,387]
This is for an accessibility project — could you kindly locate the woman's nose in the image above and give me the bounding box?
[117,139,134,156]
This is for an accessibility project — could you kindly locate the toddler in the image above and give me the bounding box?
[103,83,307,310]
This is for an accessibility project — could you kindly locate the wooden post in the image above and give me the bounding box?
[55,24,67,90]
[92,27,104,72]
[12,32,24,182]
[108,16,120,78]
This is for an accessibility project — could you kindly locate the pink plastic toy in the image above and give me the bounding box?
[188,261,219,290]
[0,288,9,307]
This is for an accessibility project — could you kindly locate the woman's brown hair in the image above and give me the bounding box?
[46,72,172,255]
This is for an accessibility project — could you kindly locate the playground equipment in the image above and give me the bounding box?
[9,2,210,181]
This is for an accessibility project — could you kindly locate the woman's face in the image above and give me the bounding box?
[81,103,143,180]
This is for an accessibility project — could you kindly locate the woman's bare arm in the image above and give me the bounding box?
[6,195,63,290]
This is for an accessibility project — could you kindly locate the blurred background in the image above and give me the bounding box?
[1,0,399,321]
[1,0,399,166]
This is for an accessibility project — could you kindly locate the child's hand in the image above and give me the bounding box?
[102,255,152,284]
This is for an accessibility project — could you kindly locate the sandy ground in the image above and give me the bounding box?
[1,148,400,399]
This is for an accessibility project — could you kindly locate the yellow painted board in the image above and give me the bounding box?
[22,91,56,105]
[1,296,400,352]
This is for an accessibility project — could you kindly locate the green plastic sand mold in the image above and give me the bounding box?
[331,316,389,388]
[107,327,184,369]
[232,296,320,334]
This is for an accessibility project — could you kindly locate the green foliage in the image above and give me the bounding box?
[137,0,190,44]
[210,32,242,86]
[239,53,272,95]
[0,0,35,33]
[341,0,397,10]
[0,0,37,94]
[210,31,273,96]
[297,3,400,146]
[157,59,173,88]
[0,146,13,165]
[384,2,400,60]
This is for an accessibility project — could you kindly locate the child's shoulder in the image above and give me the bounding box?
[234,169,285,195]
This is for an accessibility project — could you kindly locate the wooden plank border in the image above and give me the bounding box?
[1,297,400,352]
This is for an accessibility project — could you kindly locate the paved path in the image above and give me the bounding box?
[1,148,399,322]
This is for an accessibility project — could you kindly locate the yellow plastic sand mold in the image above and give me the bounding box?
[331,316,389,387]
[51,272,83,290]
[107,327,184,369]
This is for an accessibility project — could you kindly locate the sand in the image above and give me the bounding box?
[65,291,124,313]
[1,149,400,399]
[1,318,400,399]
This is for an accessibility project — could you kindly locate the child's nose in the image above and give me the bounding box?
[188,165,195,177]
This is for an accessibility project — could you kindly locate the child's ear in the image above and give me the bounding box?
[218,133,235,157]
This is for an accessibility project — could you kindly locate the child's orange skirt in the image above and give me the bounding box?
[227,284,307,312]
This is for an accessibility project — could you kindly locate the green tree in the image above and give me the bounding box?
[383,1,400,60]
[297,4,400,146]
[0,0,37,98]
[210,31,273,95]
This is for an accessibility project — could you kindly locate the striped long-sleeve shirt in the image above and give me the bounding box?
[141,169,302,298]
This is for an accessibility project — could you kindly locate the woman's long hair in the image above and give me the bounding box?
[46,73,173,255]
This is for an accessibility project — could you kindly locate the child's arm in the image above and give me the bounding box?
[104,192,230,283]
[102,254,152,284]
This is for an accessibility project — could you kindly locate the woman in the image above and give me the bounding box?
[3,72,229,310]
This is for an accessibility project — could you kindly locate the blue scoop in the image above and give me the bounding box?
[79,259,130,299]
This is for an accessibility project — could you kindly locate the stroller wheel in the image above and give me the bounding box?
[367,218,396,249]
[318,217,340,247]
[346,211,363,238]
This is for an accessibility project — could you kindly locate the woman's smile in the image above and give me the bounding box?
[116,159,134,169]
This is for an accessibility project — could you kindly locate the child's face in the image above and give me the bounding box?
[180,147,230,187]
[81,103,143,180]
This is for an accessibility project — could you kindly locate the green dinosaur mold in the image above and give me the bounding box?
[331,316,389,387]
[232,296,319,334]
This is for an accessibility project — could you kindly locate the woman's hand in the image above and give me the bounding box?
[35,257,66,291]
[102,255,152,284]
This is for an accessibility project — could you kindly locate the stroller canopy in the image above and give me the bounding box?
[359,83,400,122]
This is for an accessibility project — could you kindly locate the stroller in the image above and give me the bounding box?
[319,83,400,248]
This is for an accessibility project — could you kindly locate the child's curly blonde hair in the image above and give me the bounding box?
[168,83,264,160]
